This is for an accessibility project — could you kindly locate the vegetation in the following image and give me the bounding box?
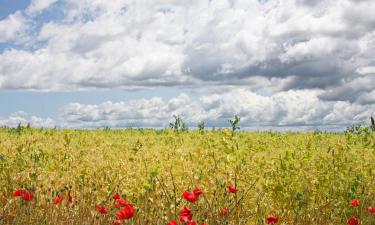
[0,119,374,224]
[169,115,188,132]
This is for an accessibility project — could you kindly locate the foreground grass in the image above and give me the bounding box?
[0,128,374,224]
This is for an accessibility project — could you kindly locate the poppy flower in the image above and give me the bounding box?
[227,186,237,193]
[187,221,196,225]
[366,206,375,214]
[167,220,178,225]
[351,199,360,207]
[116,203,135,220]
[13,190,24,197]
[113,220,123,225]
[193,187,203,196]
[220,207,228,217]
[113,194,120,200]
[96,205,108,215]
[179,206,193,222]
[347,216,360,225]
[266,215,279,224]
[13,189,34,201]
[22,191,33,201]
[54,195,64,205]
[68,192,73,205]
[114,198,128,208]
[182,192,198,203]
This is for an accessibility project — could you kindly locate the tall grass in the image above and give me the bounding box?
[0,127,374,224]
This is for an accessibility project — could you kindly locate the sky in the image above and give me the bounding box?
[0,0,374,131]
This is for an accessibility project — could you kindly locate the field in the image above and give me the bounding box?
[0,127,374,225]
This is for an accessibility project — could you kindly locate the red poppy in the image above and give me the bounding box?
[114,198,128,208]
[167,220,178,225]
[22,191,33,201]
[227,186,237,193]
[96,205,108,215]
[13,189,34,201]
[68,192,73,205]
[54,195,64,205]
[266,215,279,224]
[220,207,228,217]
[347,216,360,225]
[116,203,135,220]
[113,193,120,200]
[182,192,198,203]
[187,221,196,225]
[13,190,24,197]
[193,187,203,196]
[366,206,375,214]
[113,220,123,225]
[179,206,193,222]
[351,199,360,207]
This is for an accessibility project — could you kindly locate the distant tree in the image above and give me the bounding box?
[198,121,205,134]
[169,115,188,132]
[371,116,375,131]
[229,115,240,137]
[16,123,22,135]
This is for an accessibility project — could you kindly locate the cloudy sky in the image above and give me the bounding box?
[0,0,374,131]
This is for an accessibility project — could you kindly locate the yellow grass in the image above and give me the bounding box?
[0,128,374,224]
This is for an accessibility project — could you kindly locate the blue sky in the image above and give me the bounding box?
[0,0,374,130]
[0,0,29,20]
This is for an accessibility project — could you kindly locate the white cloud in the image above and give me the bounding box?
[0,12,26,43]
[0,0,375,130]
[0,0,374,96]
[60,89,375,130]
[1,90,372,131]
[26,0,57,15]
[0,111,55,128]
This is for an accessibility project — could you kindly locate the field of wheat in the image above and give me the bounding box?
[0,127,374,225]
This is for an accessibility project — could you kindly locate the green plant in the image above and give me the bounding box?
[198,121,205,134]
[169,115,188,132]
[229,115,240,137]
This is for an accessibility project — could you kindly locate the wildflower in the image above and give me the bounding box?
[116,203,135,220]
[68,191,73,205]
[13,190,24,197]
[113,220,123,225]
[227,186,237,193]
[220,207,228,217]
[179,206,193,222]
[193,187,203,196]
[113,194,120,200]
[96,205,108,215]
[347,216,360,225]
[114,198,128,208]
[182,192,198,203]
[266,215,279,224]
[351,199,360,207]
[187,221,196,225]
[54,195,64,205]
[167,220,178,225]
[366,206,375,214]
[13,189,34,202]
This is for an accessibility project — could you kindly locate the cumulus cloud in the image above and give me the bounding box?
[60,89,375,131]
[0,0,374,130]
[0,12,26,43]
[26,0,58,15]
[0,0,373,98]
[0,111,55,128]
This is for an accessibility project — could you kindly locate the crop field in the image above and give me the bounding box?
[0,127,374,225]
